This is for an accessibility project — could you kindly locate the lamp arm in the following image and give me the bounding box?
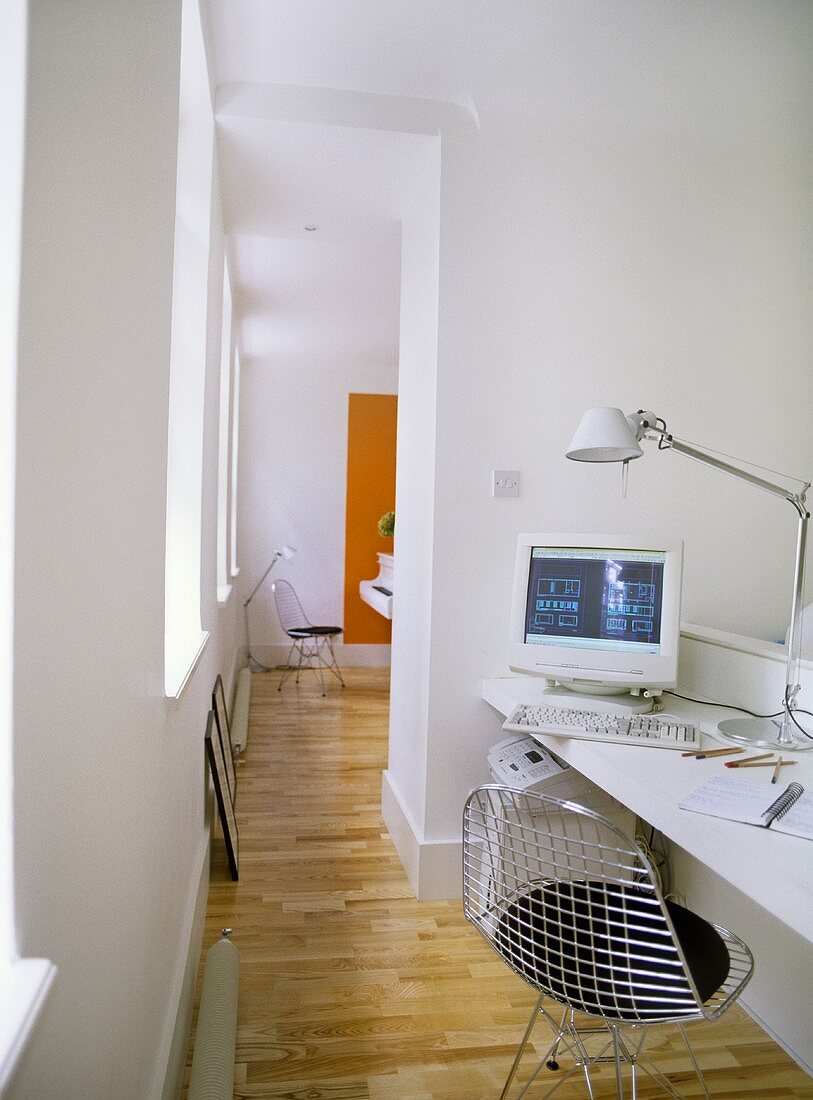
[786,505,808,713]
[639,417,810,747]
[640,421,806,505]
[244,553,281,607]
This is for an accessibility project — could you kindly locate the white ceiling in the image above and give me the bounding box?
[216,116,428,366]
[203,0,813,371]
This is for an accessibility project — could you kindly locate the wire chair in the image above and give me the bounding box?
[270,579,345,695]
[463,785,754,1099]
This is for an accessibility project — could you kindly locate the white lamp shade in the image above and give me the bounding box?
[279,544,296,560]
[566,407,643,463]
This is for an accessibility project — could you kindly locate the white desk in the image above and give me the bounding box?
[482,676,813,946]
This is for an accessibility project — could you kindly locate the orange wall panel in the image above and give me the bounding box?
[344,393,397,644]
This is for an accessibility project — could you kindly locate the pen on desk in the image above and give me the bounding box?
[725,752,775,768]
[772,756,783,784]
[689,747,744,760]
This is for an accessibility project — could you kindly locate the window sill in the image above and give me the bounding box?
[216,584,233,607]
[165,630,210,699]
[0,957,56,1092]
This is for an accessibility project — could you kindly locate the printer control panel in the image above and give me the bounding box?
[487,734,568,787]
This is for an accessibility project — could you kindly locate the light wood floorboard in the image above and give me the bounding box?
[184,667,813,1098]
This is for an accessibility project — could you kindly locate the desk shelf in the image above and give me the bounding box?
[482,675,813,946]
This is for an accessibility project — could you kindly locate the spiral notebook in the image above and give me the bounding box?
[679,775,813,840]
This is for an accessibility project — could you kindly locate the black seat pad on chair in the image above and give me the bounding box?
[287,625,342,637]
[497,880,730,1021]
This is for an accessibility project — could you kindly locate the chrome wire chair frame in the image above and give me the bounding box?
[271,579,345,695]
[462,786,754,1099]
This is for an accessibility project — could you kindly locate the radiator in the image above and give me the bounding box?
[187,929,239,1100]
[231,667,252,756]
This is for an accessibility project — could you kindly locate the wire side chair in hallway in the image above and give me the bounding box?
[462,785,754,1099]
[271,579,345,695]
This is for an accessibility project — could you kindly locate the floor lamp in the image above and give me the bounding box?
[566,407,811,751]
[244,545,296,671]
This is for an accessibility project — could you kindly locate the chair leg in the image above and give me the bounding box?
[525,1015,693,1100]
[507,1002,591,1100]
[277,635,344,695]
[324,636,345,686]
[314,640,327,695]
[628,1031,688,1100]
[677,1023,712,1100]
[294,640,307,683]
[573,1022,617,1100]
[499,992,545,1100]
[630,1052,637,1100]
[312,636,344,693]
[580,1061,597,1100]
[630,1055,685,1100]
[611,1027,626,1099]
[277,641,298,690]
[539,1025,614,1100]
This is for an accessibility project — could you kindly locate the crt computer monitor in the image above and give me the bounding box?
[509,533,683,698]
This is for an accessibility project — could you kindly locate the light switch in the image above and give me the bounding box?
[493,469,519,497]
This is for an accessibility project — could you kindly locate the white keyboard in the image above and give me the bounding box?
[502,703,701,750]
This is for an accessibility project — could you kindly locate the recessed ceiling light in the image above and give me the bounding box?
[304,225,318,232]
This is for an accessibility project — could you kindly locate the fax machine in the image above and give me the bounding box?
[486,733,635,834]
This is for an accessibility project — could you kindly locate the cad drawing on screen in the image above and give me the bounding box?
[509,532,683,715]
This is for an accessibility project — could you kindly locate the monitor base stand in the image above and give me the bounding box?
[542,683,653,715]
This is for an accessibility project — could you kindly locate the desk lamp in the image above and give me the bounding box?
[244,545,296,670]
[566,408,811,751]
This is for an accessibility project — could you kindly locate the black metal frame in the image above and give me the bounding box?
[205,709,239,880]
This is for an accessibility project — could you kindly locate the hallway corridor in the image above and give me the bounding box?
[184,668,813,1098]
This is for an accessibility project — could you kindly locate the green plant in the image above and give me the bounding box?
[377,510,395,538]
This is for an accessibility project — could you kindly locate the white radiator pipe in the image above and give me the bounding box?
[187,929,239,1100]
[231,668,252,757]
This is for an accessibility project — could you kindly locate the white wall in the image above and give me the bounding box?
[385,15,813,886]
[383,139,441,868]
[380,47,813,1063]
[673,836,813,1074]
[237,356,396,662]
[0,0,27,975]
[8,3,240,1096]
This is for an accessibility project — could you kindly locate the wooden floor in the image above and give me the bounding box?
[185,667,813,1098]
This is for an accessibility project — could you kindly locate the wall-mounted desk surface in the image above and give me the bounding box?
[482,676,813,945]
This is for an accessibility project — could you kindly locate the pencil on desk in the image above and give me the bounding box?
[681,747,743,758]
[735,760,796,769]
[725,752,775,768]
[772,756,783,784]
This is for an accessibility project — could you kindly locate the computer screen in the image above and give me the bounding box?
[509,533,683,696]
